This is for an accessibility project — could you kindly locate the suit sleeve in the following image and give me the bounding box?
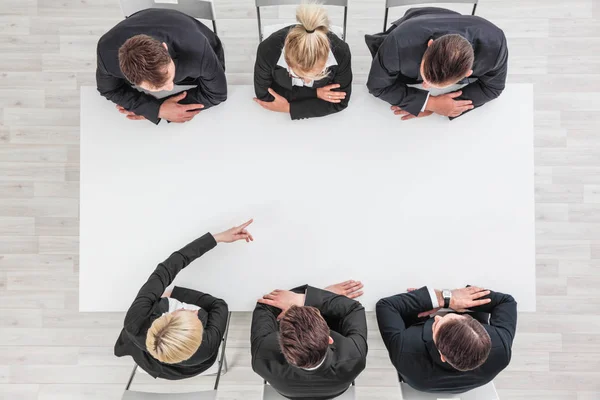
[366,34,428,117]
[304,286,367,358]
[123,233,217,327]
[96,49,163,125]
[375,287,433,369]
[289,45,353,120]
[466,289,517,360]
[171,286,229,354]
[451,35,508,119]
[179,38,227,110]
[250,301,280,362]
[254,42,275,102]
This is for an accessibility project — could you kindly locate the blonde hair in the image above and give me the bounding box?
[146,311,204,364]
[284,3,331,81]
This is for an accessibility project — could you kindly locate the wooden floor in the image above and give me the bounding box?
[1,0,599,399]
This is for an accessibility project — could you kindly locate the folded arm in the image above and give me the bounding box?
[96,52,163,124]
[366,34,428,116]
[180,39,227,109]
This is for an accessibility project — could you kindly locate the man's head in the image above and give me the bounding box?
[146,309,203,364]
[420,34,474,89]
[118,34,176,92]
[432,314,491,371]
[279,305,333,369]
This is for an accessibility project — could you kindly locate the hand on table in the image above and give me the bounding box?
[213,219,254,243]
[257,289,305,319]
[158,91,204,123]
[325,280,364,299]
[116,105,146,121]
[317,84,346,103]
[447,286,491,312]
[253,88,290,113]
[427,91,474,118]
[390,106,433,121]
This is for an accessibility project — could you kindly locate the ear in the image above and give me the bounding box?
[465,69,473,78]
[427,39,434,47]
[439,351,446,363]
[328,336,334,345]
[162,42,168,50]
[434,315,442,323]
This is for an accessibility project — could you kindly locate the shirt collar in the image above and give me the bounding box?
[277,48,337,76]
[301,352,328,371]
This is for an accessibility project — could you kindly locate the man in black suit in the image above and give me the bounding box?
[376,285,517,394]
[366,7,508,120]
[252,280,367,399]
[96,8,227,125]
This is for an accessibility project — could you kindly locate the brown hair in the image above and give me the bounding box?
[146,311,204,364]
[422,34,474,85]
[435,315,491,371]
[118,34,171,87]
[279,305,330,368]
[284,3,331,81]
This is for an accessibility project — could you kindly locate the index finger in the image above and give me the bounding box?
[472,298,492,307]
[182,104,204,111]
[455,100,473,106]
[238,219,254,230]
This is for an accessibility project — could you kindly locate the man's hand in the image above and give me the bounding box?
[317,84,346,104]
[253,88,290,113]
[116,105,146,121]
[447,286,491,311]
[426,91,474,117]
[258,289,305,319]
[212,219,254,243]
[391,106,433,121]
[158,91,204,123]
[325,280,364,299]
[161,290,172,298]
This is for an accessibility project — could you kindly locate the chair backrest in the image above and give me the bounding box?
[256,0,347,6]
[400,381,499,400]
[263,384,356,400]
[386,0,477,7]
[122,390,217,400]
[120,0,216,20]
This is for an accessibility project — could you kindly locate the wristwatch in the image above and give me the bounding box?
[442,289,452,308]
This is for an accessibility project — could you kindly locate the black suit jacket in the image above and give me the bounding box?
[96,8,227,125]
[376,286,517,394]
[254,26,352,120]
[114,233,229,380]
[365,7,508,118]
[251,285,367,399]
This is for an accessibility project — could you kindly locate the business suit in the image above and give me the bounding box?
[376,286,517,394]
[96,8,227,125]
[366,7,508,118]
[254,26,352,120]
[251,285,367,399]
[114,233,229,380]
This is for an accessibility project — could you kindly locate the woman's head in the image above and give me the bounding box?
[284,3,331,82]
[146,310,204,364]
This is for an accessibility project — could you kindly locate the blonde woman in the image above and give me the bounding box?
[253,3,352,120]
[114,219,254,379]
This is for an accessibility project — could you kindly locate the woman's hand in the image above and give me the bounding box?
[213,219,254,243]
[253,89,290,113]
[317,84,346,103]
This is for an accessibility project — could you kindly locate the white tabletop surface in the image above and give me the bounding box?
[80,84,535,312]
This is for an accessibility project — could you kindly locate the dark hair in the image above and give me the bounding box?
[118,34,171,87]
[422,34,474,85]
[279,306,330,368]
[436,315,491,371]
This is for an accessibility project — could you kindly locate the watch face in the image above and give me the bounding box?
[443,290,451,298]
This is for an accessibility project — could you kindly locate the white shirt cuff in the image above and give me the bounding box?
[427,286,440,309]
[420,92,431,113]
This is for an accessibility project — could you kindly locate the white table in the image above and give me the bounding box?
[80,85,535,312]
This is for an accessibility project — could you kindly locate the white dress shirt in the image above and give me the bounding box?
[277,49,338,88]
[163,297,201,315]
